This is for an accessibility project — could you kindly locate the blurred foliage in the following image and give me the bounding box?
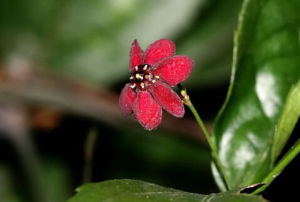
[0,0,248,201]
[0,0,241,88]
[0,164,23,202]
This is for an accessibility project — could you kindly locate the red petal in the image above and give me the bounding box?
[144,39,175,66]
[130,40,143,71]
[150,81,184,117]
[133,91,162,130]
[153,56,193,86]
[119,84,137,115]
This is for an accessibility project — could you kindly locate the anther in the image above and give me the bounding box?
[143,65,148,70]
[152,79,156,83]
[135,73,142,79]
[140,82,145,89]
[130,76,134,80]
[155,75,160,79]
[135,66,138,71]
[130,83,136,89]
[149,74,153,80]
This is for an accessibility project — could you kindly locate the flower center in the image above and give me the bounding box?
[129,64,159,91]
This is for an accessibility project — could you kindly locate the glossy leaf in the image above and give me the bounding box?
[68,179,266,202]
[254,138,300,194]
[272,80,300,162]
[212,0,300,189]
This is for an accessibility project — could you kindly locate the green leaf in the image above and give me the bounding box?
[212,0,300,189]
[0,0,202,85]
[254,138,300,194]
[272,80,300,162]
[251,80,300,194]
[68,179,266,202]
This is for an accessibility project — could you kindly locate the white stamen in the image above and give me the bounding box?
[135,66,138,71]
[155,75,160,79]
[130,76,134,80]
[130,83,136,89]
[143,65,148,70]
[140,82,145,89]
[149,74,153,80]
[152,79,156,83]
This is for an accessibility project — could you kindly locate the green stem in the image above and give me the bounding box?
[180,88,231,190]
[82,127,99,184]
[253,138,300,194]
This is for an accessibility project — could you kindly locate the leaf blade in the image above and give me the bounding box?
[272,80,300,162]
[68,179,267,202]
[212,0,300,189]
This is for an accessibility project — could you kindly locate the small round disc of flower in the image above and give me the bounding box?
[119,39,194,130]
[129,64,155,91]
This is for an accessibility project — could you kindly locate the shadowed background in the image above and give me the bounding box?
[0,0,298,201]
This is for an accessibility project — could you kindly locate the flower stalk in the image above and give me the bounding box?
[180,86,231,191]
[252,138,300,194]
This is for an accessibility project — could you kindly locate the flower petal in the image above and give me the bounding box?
[144,39,175,66]
[133,91,162,130]
[130,40,143,71]
[150,81,184,117]
[153,55,193,86]
[119,84,137,115]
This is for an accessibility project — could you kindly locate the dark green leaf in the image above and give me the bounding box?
[272,80,300,162]
[212,0,300,189]
[68,179,266,202]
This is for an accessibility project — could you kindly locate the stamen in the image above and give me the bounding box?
[130,64,154,91]
[130,83,136,89]
[155,75,160,79]
[135,73,141,79]
[148,74,153,80]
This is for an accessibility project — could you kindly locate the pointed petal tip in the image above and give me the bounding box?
[131,39,139,45]
[143,123,160,131]
[130,39,143,70]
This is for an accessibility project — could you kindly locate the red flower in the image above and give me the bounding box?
[119,39,193,130]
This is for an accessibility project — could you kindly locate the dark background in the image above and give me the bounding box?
[0,0,298,201]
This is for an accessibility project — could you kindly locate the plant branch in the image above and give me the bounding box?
[253,138,300,194]
[179,86,231,190]
[0,68,206,142]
